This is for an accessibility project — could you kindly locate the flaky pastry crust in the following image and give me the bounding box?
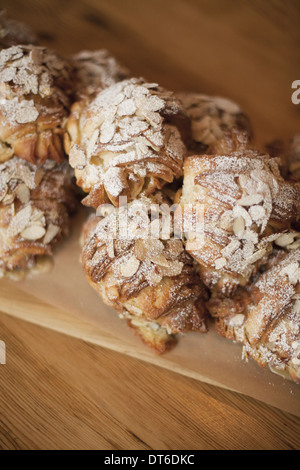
[0,157,77,276]
[81,194,208,353]
[208,249,300,383]
[0,45,72,165]
[177,92,252,154]
[65,78,190,208]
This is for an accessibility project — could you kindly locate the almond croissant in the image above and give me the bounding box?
[177,93,252,154]
[80,194,208,353]
[0,156,77,276]
[207,248,300,383]
[0,45,72,165]
[178,150,300,296]
[65,78,190,209]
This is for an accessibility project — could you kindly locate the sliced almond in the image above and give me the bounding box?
[134,238,164,263]
[21,225,46,241]
[15,184,30,204]
[159,260,184,278]
[245,249,267,264]
[233,217,245,236]
[215,257,227,270]
[275,233,298,248]
[152,254,170,268]
[8,204,32,236]
[34,168,45,186]
[69,145,86,169]
[120,256,140,278]
[145,269,163,286]
[43,224,60,245]
[237,194,263,206]
[87,129,100,157]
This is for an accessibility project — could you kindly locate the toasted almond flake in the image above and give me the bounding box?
[152,254,170,268]
[145,269,163,286]
[8,204,32,236]
[15,184,30,204]
[246,249,267,264]
[69,145,86,168]
[233,216,245,236]
[275,233,298,248]
[87,129,100,157]
[43,224,60,245]
[120,256,140,278]
[160,260,184,277]
[21,224,46,241]
[134,238,164,262]
[237,195,264,206]
[215,257,227,270]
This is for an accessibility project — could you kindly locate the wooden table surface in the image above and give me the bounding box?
[0,0,300,450]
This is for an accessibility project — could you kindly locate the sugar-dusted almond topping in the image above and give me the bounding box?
[66,78,188,207]
[182,152,300,292]
[21,225,46,241]
[120,255,140,278]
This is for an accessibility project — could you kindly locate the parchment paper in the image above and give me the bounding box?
[7,210,300,417]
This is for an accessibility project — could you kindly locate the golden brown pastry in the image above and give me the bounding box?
[178,151,300,295]
[0,10,37,49]
[177,92,252,154]
[0,45,72,165]
[208,248,300,383]
[81,194,208,353]
[71,49,129,100]
[0,156,77,276]
[65,78,190,209]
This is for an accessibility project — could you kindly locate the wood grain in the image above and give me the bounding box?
[0,312,299,450]
[0,0,300,450]
[2,0,300,145]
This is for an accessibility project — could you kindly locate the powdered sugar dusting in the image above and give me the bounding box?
[182,153,300,294]
[66,78,188,207]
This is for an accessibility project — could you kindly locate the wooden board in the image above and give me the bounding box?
[2,312,300,450]
[0,281,237,392]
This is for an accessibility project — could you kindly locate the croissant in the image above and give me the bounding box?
[0,45,72,165]
[207,248,300,383]
[80,194,208,353]
[177,93,252,154]
[65,78,190,209]
[71,49,129,100]
[178,150,300,296]
[0,10,37,49]
[0,156,77,277]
